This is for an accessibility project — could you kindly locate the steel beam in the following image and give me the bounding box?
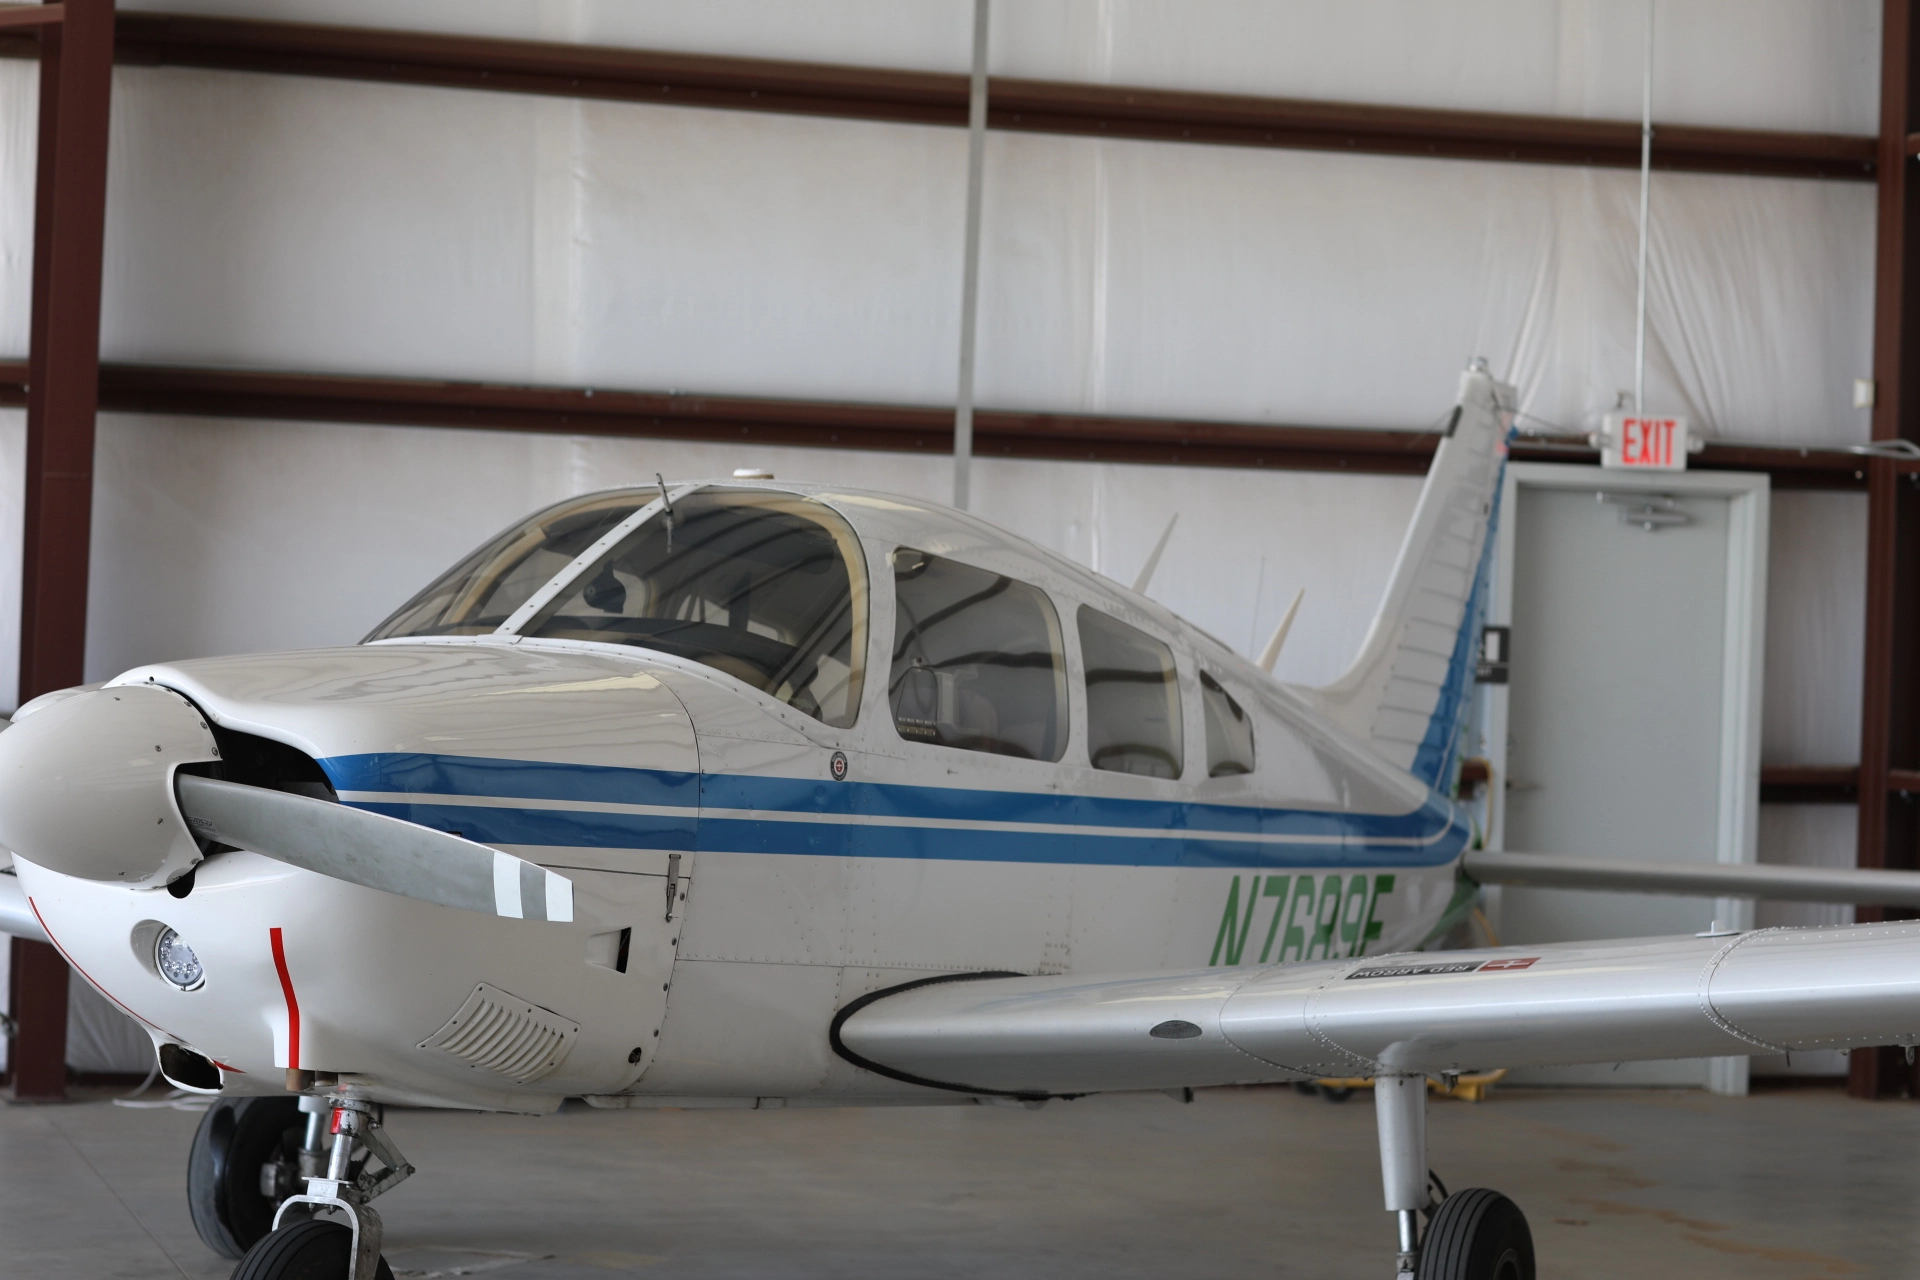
[7,935,70,1098]
[0,359,1882,488]
[0,12,1879,182]
[1853,0,1920,1101]
[21,0,111,704]
[1759,766,1861,806]
[0,4,64,29]
[11,0,114,1104]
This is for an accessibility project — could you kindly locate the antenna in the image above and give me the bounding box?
[1257,588,1305,674]
[1131,513,1179,595]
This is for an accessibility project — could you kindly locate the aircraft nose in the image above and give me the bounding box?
[0,684,219,886]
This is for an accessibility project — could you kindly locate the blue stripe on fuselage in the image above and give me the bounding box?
[317,751,1467,869]
[322,752,702,808]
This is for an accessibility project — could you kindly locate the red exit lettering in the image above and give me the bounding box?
[1603,412,1687,472]
[1621,417,1675,467]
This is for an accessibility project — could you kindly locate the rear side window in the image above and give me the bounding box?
[889,549,1067,761]
[1078,607,1183,779]
[1200,671,1256,777]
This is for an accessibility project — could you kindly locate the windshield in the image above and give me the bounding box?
[365,491,648,641]
[522,489,868,727]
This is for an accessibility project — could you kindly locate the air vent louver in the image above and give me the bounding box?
[418,983,579,1084]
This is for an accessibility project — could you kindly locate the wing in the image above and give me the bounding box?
[833,921,1920,1098]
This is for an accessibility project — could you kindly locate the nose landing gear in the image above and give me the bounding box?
[231,1095,414,1280]
[188,1095,313,1258]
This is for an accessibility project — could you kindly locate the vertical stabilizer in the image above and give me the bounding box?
[1305,366,1513,791]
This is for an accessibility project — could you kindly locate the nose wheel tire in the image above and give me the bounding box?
[187,1096,305,1259]
[231,1219,395,1280]
[1416,1188,1534,1280]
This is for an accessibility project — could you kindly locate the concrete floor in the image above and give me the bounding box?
[1,1083,1915,1279]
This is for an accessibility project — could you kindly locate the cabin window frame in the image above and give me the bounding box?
[1198,669,1258,779]
[1074,604,1189,783]
[511,487,872,729]
[882,545,1071,764]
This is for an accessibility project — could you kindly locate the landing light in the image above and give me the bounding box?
[154,928,204,990]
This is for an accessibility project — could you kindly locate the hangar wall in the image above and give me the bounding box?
[0,1,1882,1072]
[0,3,1885,440]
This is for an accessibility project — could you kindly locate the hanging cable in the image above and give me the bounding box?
[951,0,989,511]
[1633,0,1655,414]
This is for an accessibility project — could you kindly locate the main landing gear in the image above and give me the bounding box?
[217,1094,413,1280]
[1373,1074,1534,1280]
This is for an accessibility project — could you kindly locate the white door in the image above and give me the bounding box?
[1483,463,1767,1092]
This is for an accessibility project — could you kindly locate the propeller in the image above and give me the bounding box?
[0,683,572,922]
[176,775,573,922]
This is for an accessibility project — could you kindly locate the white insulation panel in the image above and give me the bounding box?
[0,8,1885,439]
[117,0,1882,134]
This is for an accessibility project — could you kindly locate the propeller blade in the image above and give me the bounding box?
[175,774,574,923]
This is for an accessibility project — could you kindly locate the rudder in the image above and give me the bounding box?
[1305,365,1512,792]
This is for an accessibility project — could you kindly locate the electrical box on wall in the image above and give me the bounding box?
[1599,413,1690,471]
[1476,626,1510,684]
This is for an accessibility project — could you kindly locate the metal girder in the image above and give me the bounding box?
[6,935,70,1098]
[1852,0,1920,1100]
[11,0,114,1103]
[0,360,1883,489]
[0,11,1879,182]
[0,4,64,30]
[21,0,111,705]
[1759,765,1861,806]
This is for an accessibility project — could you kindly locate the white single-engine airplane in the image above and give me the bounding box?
[4,366,1920,1280]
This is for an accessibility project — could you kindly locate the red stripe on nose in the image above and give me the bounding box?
[269,926,300,1070]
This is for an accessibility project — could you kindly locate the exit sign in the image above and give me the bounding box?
[1601,413,1688,471]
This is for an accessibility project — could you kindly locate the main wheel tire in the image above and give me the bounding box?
[187,1096,305,1258]
[231,1220,395,1280]
[1417,1188,1534,1280]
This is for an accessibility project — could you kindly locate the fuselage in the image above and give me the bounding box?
[13,483,1473,1111]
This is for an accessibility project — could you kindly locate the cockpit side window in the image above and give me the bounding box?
[1079,607,1184,780]
[1200,671,1256,778]
[521,490,869,727]
[889,549,1067,761]
[365,493,645,641]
